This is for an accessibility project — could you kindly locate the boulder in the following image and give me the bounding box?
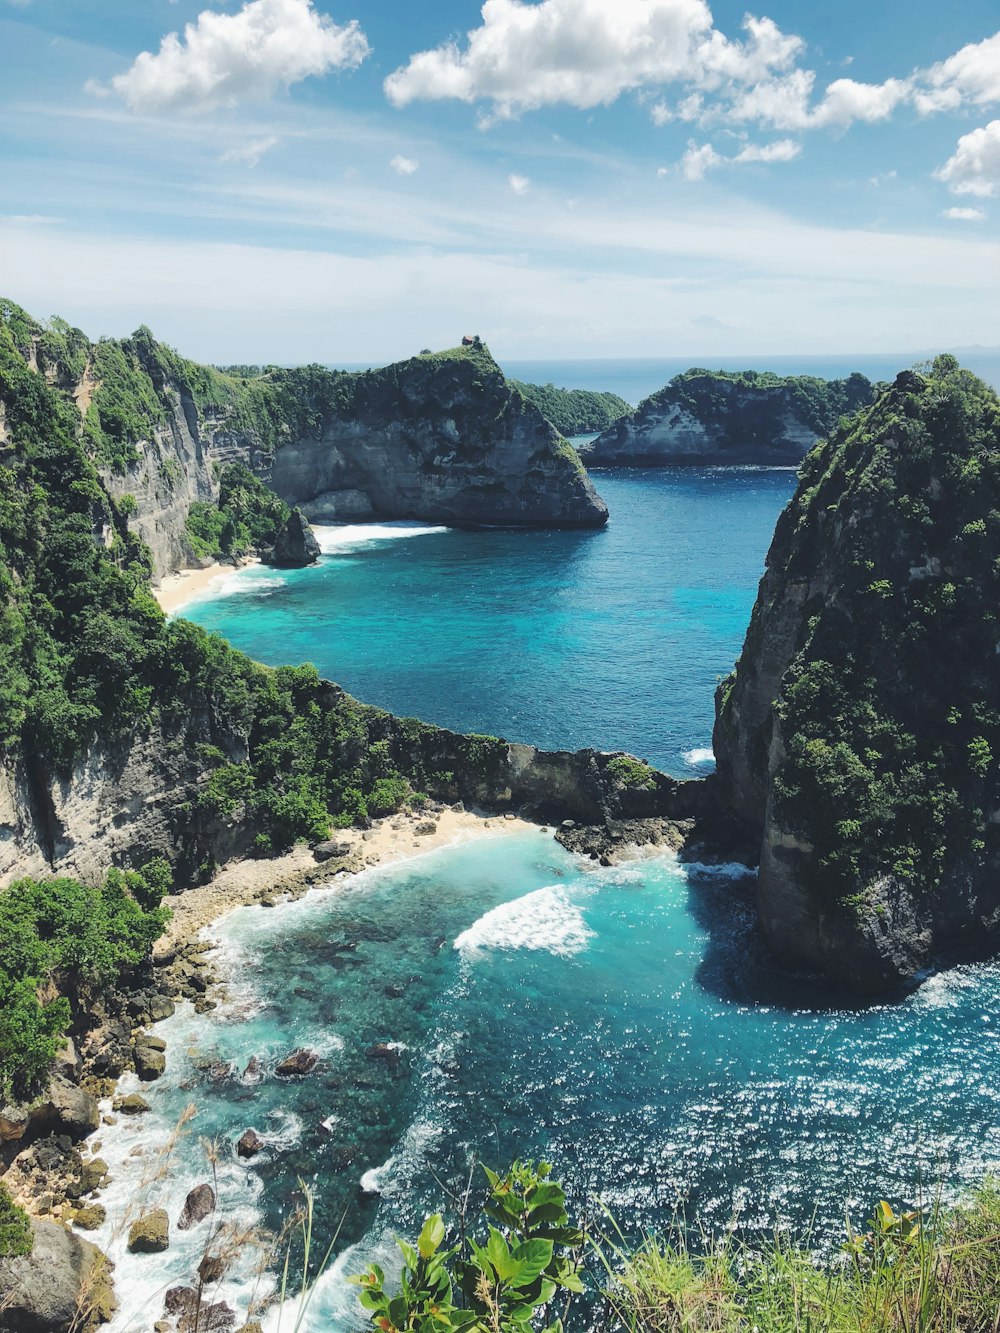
[165,1286,236,1333]
[147,994,176,1022]
[127,1208,169,1254]
[133,1046,166,1081]
[313,839,353,862]
[268,510,321,568]
[0,1219,115,1332]
[113,1094,151,1116]
[73,1203,106,1231]
[178,1183,216,1231]
[79,1157,108,1192]
[0,1075,99,1145]
[274,1048,318,1078]
[236,1129,264,1159]
[135,1034,167,1053]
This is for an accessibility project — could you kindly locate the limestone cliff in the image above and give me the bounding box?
[265,348,609,531]
[714,361,1000,990]
[581,368,874,466]
[1,305,607,581]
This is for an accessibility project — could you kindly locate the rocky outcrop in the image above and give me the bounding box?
[714,362,1000,990]
[0,1072,99,1146]
[2,309,608,583]
[127,1208,169,1253]
[582,368,874,466]
[269,348,608,531]
[267,508,320,567]
[0,1218,115,1332]
[178,1183,215,1230]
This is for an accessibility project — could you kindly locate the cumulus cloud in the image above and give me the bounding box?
[385,0,805,121]
[220,134,280,166]
[98,0,369,113]
[936,120,1000,197]
[389,154,420,175]
[943,206,986,221]
[917,32,1000,114]
[507,173,531,194]
[680,137,799,178]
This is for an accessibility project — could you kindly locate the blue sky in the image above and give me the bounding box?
[1,0,999,361]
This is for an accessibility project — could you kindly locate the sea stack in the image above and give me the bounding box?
[714,359,1000,990]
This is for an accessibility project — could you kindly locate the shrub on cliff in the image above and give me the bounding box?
[0,861,170,1100]
[0,1184,32,1259]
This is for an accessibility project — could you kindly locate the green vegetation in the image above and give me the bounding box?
[353,1160,584,1333]
[0,861,170,1100]
[642,367,875,449]
[605,754,657,791]
[735,358,1000,911]
[512,381,630,436]
[186,461,290,560]
[0,1184,32,1259]
[601,1184,1000,1333]
[345,1163,1000,1333]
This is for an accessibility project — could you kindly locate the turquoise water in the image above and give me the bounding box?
[180,467,799,773]
[98,834,1000,1330]
[92,466,1000,1329]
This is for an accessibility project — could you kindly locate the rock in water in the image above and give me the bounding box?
[268,509,321,568]
[128,1208,170,1253]
[236,1129,264,1158]
[0,1219,115,1332]
[178,1182,216,1230]
[714,360,1000,990]
[274,1048,318,1077]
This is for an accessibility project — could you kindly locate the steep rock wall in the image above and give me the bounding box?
[582,369,873,466]
[714,365,1000,991]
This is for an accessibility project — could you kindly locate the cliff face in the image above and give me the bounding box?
[266,349,608,530]
[2,309,607,582]
[581,369,874,466]
[714,363,1000,990]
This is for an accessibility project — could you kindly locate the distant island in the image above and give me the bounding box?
[580,367,875,465]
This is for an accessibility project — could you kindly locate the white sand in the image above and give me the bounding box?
[154,560,259,616]
[157,807,541,955]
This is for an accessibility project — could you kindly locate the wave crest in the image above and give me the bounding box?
[454,886,594,958]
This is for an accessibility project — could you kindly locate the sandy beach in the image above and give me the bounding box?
[156,805,543,957]
[154,560,259,616]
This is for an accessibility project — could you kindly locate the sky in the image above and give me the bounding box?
[1,0,999,362]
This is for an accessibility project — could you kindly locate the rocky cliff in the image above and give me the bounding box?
[0,304,607,582]
[581,368,874,466]
[714,360,1000,990]
[265,348,608,531]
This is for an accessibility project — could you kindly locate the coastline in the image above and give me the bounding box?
[156,805,542,959]
[153,560,260,617]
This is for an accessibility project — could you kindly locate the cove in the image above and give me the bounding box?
[178,467,798,773]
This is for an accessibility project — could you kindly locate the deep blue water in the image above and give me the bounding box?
[98,464,1000,1329]
[178,468,798,773]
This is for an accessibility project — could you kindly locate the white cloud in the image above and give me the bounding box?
[219,134,280,166]
[734,138,800,163]
[680,142,722,180]
[390,154,420,175]
[943,206,986,221]
[98,0,369,113]
[680,137,799,178]
[936,120,1000,197]
[918,33,1000,114]
[384,0,803,119]
[507,172,531,194]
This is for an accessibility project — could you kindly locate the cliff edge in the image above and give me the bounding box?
[581,368,874,466]
[714,359,1000,990]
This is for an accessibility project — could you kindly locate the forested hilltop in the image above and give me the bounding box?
[581,366,875,465]
[511,379,630,436]
[715,358,1000,989]
[1,303,608,584]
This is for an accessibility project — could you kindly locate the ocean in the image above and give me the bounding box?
[94,410,1000,1329]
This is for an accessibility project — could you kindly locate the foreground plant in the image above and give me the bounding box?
[351,1160,585,1333]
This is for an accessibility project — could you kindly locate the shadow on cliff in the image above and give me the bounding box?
[681,863,913,1014]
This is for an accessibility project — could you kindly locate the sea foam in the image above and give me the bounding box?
[313,522,448,554]
[683,746,716,767]
[454,886,594,958]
